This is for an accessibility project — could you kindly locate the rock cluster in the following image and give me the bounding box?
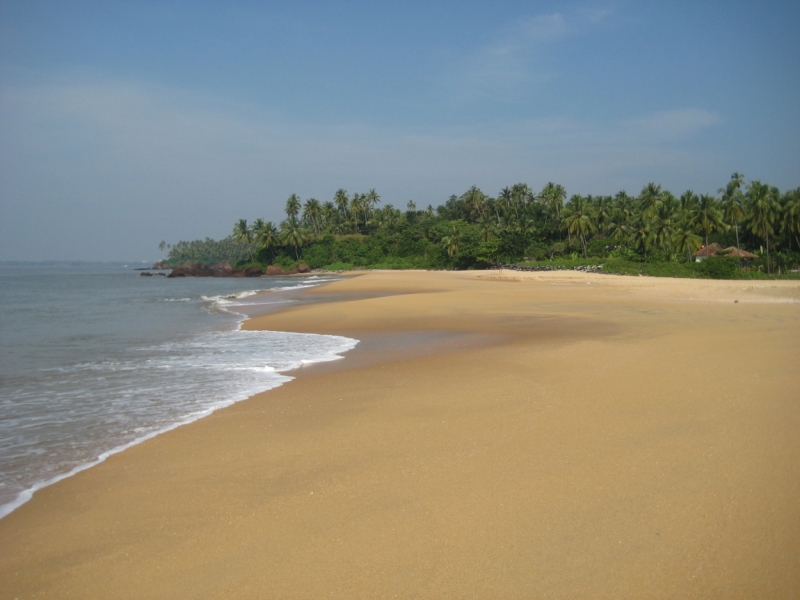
[165,263,310,278]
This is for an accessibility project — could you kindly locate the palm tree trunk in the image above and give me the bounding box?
[766,232,770,274]
[734,222,741,268]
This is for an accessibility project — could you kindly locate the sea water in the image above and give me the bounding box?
[0,263,357,517]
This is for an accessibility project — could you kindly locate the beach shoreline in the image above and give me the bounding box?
[1,270,799,598]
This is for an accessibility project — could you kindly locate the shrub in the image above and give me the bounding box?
[695,258,739,279]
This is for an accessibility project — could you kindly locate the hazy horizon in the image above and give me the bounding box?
[1,1,798,261]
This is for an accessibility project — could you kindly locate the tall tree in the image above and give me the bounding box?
[280,217,306,260]
[285,194,301,220]
[690,194,726,248]
[719,172,745,252]
[745,181,780,273]
[562,195,595,258]
[781,188,800,252]
[254,221,279,262]
[233,218,255,261]
[639,182,663,218]
[303,198,322,235]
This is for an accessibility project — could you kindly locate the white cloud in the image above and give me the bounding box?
[454,7,614,100]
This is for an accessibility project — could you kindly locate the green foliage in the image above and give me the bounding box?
[164,173,798,280]
[694,258,739,279]
[167,237,254,266]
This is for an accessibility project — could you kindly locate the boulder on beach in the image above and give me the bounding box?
[265,265,284,276]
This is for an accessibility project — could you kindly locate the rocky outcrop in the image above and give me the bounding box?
[150,260,171,270]
[167,263,264,278]
[163,262,310,278]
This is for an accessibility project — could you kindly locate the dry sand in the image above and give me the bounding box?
[1,270,799,598]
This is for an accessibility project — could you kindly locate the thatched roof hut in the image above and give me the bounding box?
[721,246,758,259]
[694,243,725,260]
[694,244,758,264]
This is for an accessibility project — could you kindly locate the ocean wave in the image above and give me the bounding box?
[0,327,358,519]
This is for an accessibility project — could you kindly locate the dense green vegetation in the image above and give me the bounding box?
[163,175,800,278]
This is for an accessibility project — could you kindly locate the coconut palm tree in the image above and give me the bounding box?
[679,190,700,215]
[334,189,350,221]
[366,189,381,216]
[672,225,702,263]
[233,218,255,261]
[539,182,566,235]
[639,182,663,218]
[719,173,745,252]
[254,221,279,262]
[781,188,800,251]
[562,195,595,258]
[441,224,462,258]
[285,194,301,220]
[321,201,337,231]
[280,217,306,260]
[745,180,779,272]
[650,195,679,259]
[303,198,322,235]
[689,194,726,248]
[463,186,486,220]
[630,216,653,260]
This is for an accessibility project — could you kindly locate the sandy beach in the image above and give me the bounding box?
[1,270,799,598]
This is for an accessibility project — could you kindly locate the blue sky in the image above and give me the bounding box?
[1,1,798,261]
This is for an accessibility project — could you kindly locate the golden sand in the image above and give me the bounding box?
[1,271,799,598]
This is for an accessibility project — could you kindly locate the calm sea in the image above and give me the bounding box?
[0,263,356,517]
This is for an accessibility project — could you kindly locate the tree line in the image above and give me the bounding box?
[164,175,800,275]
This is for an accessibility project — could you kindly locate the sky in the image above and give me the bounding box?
[1,1,798,261]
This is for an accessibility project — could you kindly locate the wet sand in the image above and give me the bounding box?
[1,270,799,598]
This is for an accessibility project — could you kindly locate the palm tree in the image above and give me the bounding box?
[594,196,613,231]
[321,201,337,231]
[463,186,485,220]
[689,194,726,248]
[650,195,679,259]
[781,188,800,252]
[745,181,779,273]
[303,198,322,235]
[562,195,595,258]
[254,221,279,262]
[366,189,381,217]
[280,217,306,260]
[477,212,497,242]
[233,218,255,261]
[639,182,662,218]
[285,194,301,220]
[538,182,566,237]
[441,224,462,258]
[672,225,702,263]
[334,189,350,221]
[630,216,653,260]
[679,190,700,215]
[719,173,745,252]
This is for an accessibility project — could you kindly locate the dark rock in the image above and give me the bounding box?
[140,272,153,276]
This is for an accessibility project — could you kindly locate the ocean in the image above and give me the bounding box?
[0,263,357,518]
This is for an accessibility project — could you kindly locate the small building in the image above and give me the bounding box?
[694,244,758,266]
[694,243,725,262]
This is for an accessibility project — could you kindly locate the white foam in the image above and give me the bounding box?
[0,326,358,520]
